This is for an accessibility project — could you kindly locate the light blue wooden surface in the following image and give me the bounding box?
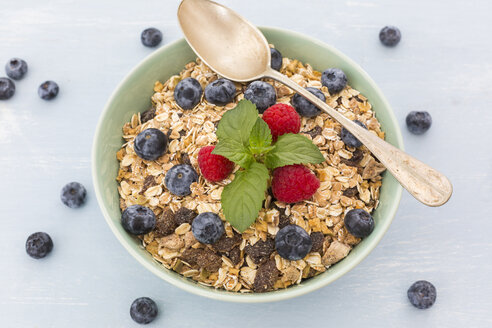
[1,0,491,326]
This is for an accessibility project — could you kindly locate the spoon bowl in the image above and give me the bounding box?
[178,0,270,82]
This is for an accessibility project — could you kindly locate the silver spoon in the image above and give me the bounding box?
[177,0,452,206]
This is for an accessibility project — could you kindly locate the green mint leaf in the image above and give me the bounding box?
[216,99,258,146]
[249,118,273,154]
[264,133,325,169]
[212,139,254,168]
[221,162,269,232]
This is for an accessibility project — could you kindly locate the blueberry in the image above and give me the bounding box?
[275,225,312,260]
[341,120,367,148]
[38,80,59,100]
[244,81,276,113]
[134,128,168,161]
[270,48,283,71]
[164,164,198,196]
[406,111,432,135]
[407,280,437,309]
[122,205,156,235]
[0,77,15,100]
[379,26,401,47]
[174,77,203,110]
[130,297,158,324]
[141,27,162,47]
[291,87,325,117]
[5,58,28,80]
[26,232,53,259]
[344,209,374,238]
[204,78,236,106]
[60,182,87,208]
[191,212,224,244]
[321,68,347,94]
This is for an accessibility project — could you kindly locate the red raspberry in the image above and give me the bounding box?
[262,103,301,140]
[271,164,320,203]
[198,145,234,182]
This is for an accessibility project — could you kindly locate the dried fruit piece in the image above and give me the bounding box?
[310,232,325,254]
[174,207,197,225]
[180,248,222,272]
[340,149,363,167]
[140,176,156,194]
[244,238,275,264]
[211,233,242,253]
[155,209,177,236]
[141,107,156,123]
[253,259,280,292]
[228,246,241,265]
[304,126,322,139]
[343,187,359,197]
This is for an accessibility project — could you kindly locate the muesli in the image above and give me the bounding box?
[116,49,385,292]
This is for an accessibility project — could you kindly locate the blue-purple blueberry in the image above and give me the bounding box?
[130,297,158,324]
[122,205,156,235]
[344,209,374,238]
[191,212,224,244]
[134,128,168,161]
[141,28,162,47]
[275,225,312,260]
[0,77,15,100]
[174,77,202,110]
[26,232,53,259]
[291,87,325,117]
[5,58,28,80]
[244,81,276,113]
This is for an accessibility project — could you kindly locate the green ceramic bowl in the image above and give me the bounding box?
[92,26,403,303]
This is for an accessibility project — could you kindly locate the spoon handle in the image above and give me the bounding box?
[266,69,452,207]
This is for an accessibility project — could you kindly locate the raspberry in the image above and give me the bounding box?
[272,164,320,203]
[198,145,234,182]
[262,103,301,140]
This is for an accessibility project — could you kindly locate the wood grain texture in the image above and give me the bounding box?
[1,0,491,326]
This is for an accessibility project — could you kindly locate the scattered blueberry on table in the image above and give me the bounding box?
[270,47,283,71]
[407,280,437,309]
[321,68,347,94]
[379,25,401,47]
[244,80,276,113]
[275,225,313,260]
[191,212,225,244]
[141,27,163,48]
[344,209,375,238]
[25,232,53,259]
[164,164,198,196]
[130,297,158,324]
[291,87,325,117]
[122,205,156,235]
[134,128,168,160]
[406,111,432,135]
[174,77,203,110]
[38,80,59,100]
[5,58,28,80]
[204,78,236,106]
[61,182,87,208]
[0,77,15,100]
[341,120,367,148]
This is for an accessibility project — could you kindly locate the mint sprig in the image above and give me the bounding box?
[213,99,325,232]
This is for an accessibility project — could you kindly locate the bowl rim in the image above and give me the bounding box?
[92,26,403,303]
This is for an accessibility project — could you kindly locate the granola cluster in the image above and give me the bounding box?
[116,55,385,292]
